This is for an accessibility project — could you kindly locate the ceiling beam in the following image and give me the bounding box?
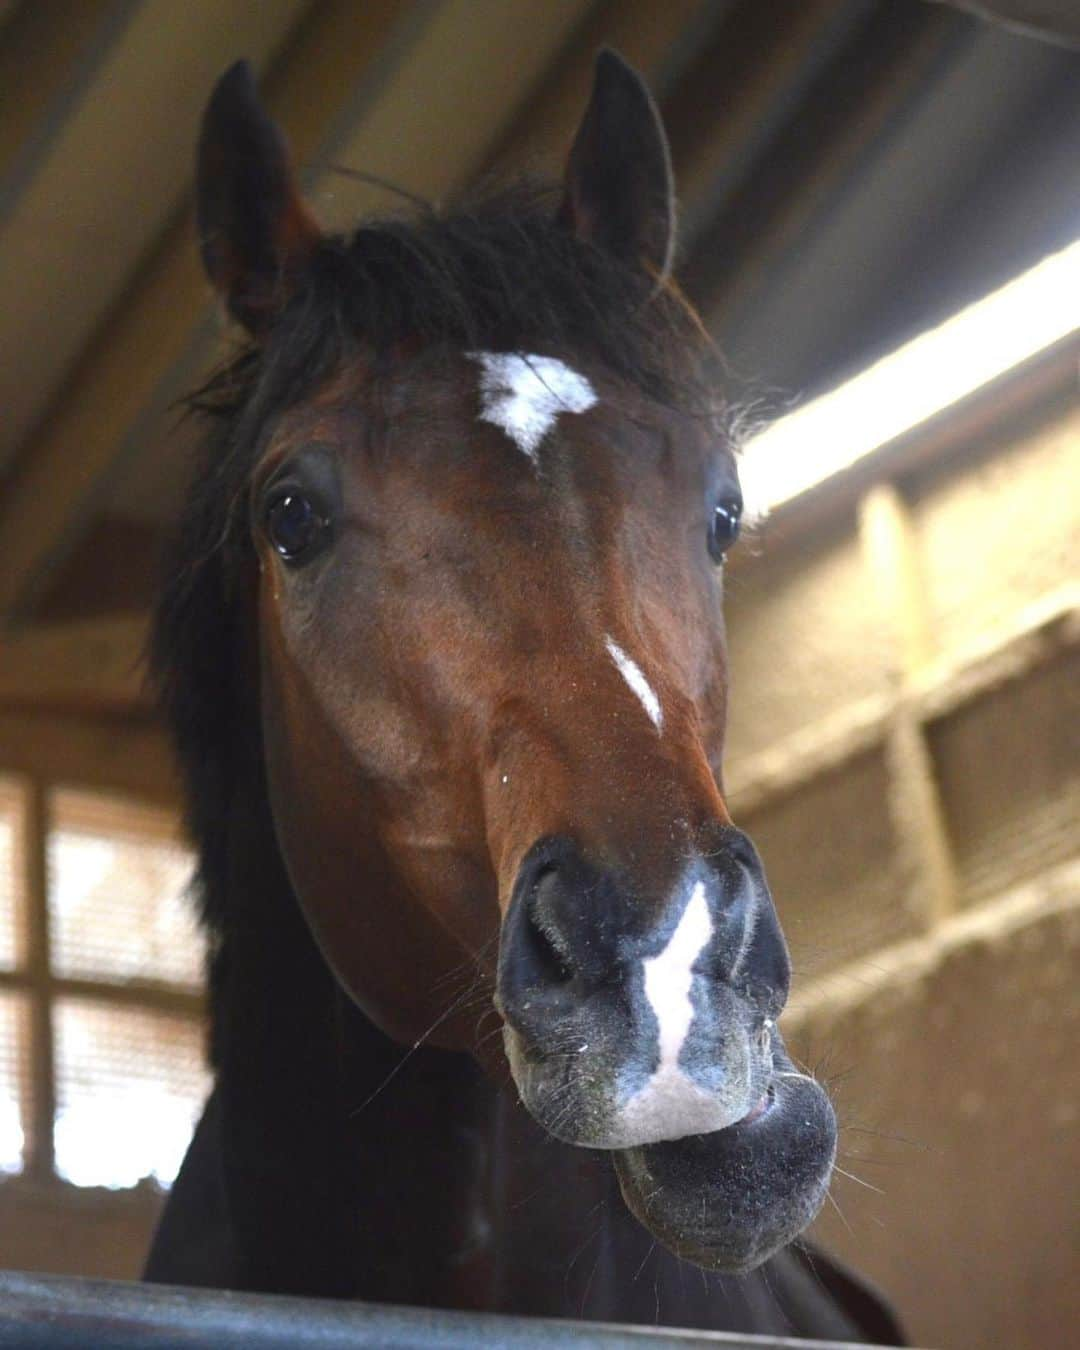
[0,708,176,805]
[660,0,870,249]
[0,0,119,191]
[0,614,150,713]
[932,0,1080,47]
[0,0,316,474]
[0,0,399,625]
[0,0,594,627]
[479,0,710,181]
[684,4,962,341]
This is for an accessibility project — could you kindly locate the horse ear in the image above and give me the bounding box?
[558,49,675,281]
[197,60,320,334]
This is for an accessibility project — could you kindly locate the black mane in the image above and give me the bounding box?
[153,180,718,971]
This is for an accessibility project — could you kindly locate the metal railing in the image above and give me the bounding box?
[0,1270,896,1349]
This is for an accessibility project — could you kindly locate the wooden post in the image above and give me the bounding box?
[858,483,957,930]
[22,779,56,1180]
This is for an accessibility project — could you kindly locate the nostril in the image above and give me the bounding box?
[526,867,575,984]
[499,838,588,1018]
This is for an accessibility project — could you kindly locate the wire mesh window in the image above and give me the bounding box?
[0,994,27,1175]
[53,999,207,1188]
[0,775,207,1189]
[48,790,201,989]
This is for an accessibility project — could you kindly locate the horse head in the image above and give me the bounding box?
[186,51,836,1275]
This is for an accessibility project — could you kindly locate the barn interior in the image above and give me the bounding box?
[0,3,1077,1348]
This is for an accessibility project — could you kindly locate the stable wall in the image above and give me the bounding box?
[0,1179,161,1281]
[724,389,1080,1350]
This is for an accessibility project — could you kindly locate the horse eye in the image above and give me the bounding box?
[708,498,742,564]
[264,492,328,562]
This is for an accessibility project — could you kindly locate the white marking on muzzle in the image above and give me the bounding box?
[605,638,663,731]
[468,351,597,463]
[643,881,711,1071]
[616,882,742,1144]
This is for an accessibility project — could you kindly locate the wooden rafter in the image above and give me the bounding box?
[0,711,177,807]
[0,0,316,474]
[0,615,150,713]
[0,0,593,626]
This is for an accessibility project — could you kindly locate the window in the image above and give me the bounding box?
[0,777,208,1189]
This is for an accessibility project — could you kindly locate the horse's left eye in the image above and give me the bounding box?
[708,498,742,564]
[264,492,328,562]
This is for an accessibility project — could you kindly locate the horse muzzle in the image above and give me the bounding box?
[496,829,792,1149]
[495,828,837,1272]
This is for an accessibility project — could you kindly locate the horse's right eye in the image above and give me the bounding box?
[264,492,329,562]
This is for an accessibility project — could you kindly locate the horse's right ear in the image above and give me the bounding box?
[197,61,320,335]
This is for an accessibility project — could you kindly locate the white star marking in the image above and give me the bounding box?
[468,351,597,464]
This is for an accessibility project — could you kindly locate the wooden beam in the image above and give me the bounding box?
[478,0,708,180]
[0,711,177,808]
[932,0,1080,47]
[0,0,592,625]
[23,779,55,1180]
[727,580,1080,819]
[662,0,864,247]
[0,0,315,473]
[0,0,400,622]
[0,0,118,191]
[0,616,150,713]
[786,853,1079,1025]
[0,969,203,1019]
[914,581,1080,721]
[858,484,933,678]
[305,0,594,223]
[686,3,958,331]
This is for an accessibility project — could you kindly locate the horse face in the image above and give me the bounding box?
[252,347,774,1068]
[250,346,833,1270]
[199,51,836,1275]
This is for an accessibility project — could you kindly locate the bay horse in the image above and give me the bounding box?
[145,52,903,1342]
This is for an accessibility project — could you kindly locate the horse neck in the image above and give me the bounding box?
[199,681,500,1300]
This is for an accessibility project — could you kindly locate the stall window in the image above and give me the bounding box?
[0,776,207,1189]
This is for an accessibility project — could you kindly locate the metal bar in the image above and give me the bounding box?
[0,1271,896,1350]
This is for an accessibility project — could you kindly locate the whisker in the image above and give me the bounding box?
[824,1185,855,1239]
[632,1239,657,1283]
[349,982,477,1116]
[832,1164,885,1196]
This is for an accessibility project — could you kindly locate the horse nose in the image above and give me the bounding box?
[496,838,608,1023]
[496,829,790,1035]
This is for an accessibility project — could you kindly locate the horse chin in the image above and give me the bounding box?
[504,1017,837,1273]
[611,1062,837,1275]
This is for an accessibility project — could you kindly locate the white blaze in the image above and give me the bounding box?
[617,881,734,1144]
[468,351,597,463]
[605,638,663,731]
[643,881,712,1072]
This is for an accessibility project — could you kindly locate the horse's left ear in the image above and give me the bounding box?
[197,60,321,334]
[558,49,675,282]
